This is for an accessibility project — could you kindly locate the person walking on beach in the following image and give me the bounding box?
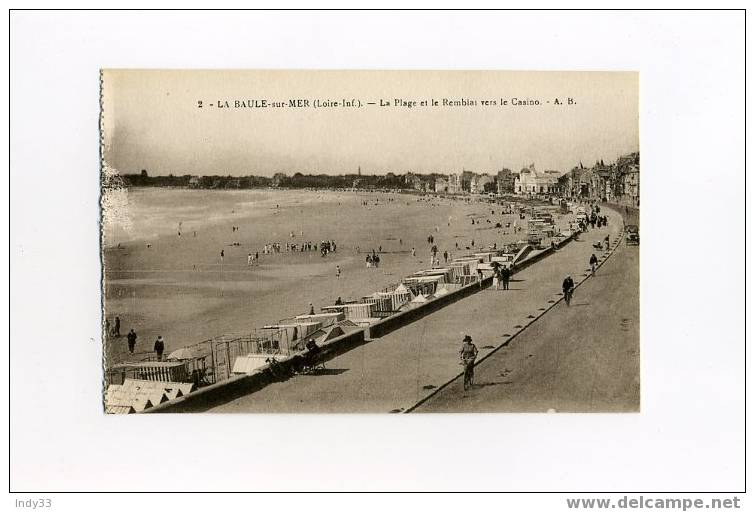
[309,303,316,315]
[411,247,416,257]
[247,253,253,266]
[113,316,121,337]
[443,251,448,263]
[220,250,224,262]
[562,275,575,306]
[127,329,137,354]
[336,265,341,279]
[154,336,165,362]
[590,253,598,276]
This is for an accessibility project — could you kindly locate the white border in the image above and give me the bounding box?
[8,10,746,496]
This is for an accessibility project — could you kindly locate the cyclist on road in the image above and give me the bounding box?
[562,275,575,306]
[459,335,478,390]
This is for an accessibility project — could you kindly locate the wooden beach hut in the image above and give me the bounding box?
[294,312,345,328]
[322,303,376,322]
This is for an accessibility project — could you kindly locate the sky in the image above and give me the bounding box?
[102,70,638,177]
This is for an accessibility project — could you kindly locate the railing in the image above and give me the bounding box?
[105,331,294,388]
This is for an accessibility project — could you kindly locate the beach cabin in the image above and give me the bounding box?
[260,321,323,353]
[451,257,481,277]
[447,260,473,281]
[107,361,191,384]
[321,303,378,326]
[402,275,442,296]
[293,312,345,328]
[474,252,495,263]
[232,353,285,374]
[491,254,515,270]
[105,384,170,413]
[361,293,394,316]
[120,378,195,401]
[414,268,455,283]
[402,293,431,310]
[477,262,497,279]
[384,284,413,310]
[301,325,346,346]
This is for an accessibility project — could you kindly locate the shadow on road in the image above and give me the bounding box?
[474,381,510,388]
[302,368,349,376]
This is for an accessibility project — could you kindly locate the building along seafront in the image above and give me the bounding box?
[514,164,561,195]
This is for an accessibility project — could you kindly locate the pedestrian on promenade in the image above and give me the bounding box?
[492,267,500,290]
[220,249,224,261]
[562,275,575,306]
[501,266,511,290]
[154,336,165,361]
[411,247,416,257]
[309,303,315,315]
[113,316,121,337]
[127,329,137,354]
[590,253,598,276]
[443,251,448,263]
[247,253,253,266]
[336,265,341,279]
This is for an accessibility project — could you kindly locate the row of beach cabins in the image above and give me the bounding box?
[105,209,567,413]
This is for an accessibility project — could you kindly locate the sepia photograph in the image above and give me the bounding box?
[100,70,640,414]
[10,8,745,498]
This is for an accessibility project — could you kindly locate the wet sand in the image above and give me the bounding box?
[103,188,572,365]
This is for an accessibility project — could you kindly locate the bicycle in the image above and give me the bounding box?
[564,288,574,306]
[462,359,475,390]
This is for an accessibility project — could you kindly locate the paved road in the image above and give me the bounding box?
[211,211,625,413]
[413,234,639,412]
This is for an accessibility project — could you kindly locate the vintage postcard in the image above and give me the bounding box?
[100,70,639,414]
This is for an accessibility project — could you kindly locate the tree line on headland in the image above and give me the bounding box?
[111,169,441,191]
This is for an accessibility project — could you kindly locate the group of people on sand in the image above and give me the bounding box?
[365,250,381,268]
[255,239,337,258]
[105,315,143,356]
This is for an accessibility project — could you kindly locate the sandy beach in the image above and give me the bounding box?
[103,188,572,365]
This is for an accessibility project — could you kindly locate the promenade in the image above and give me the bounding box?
[211,210,623,413]
[414,230,639,412]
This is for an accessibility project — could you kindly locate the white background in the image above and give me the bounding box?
[6,8,748,504]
